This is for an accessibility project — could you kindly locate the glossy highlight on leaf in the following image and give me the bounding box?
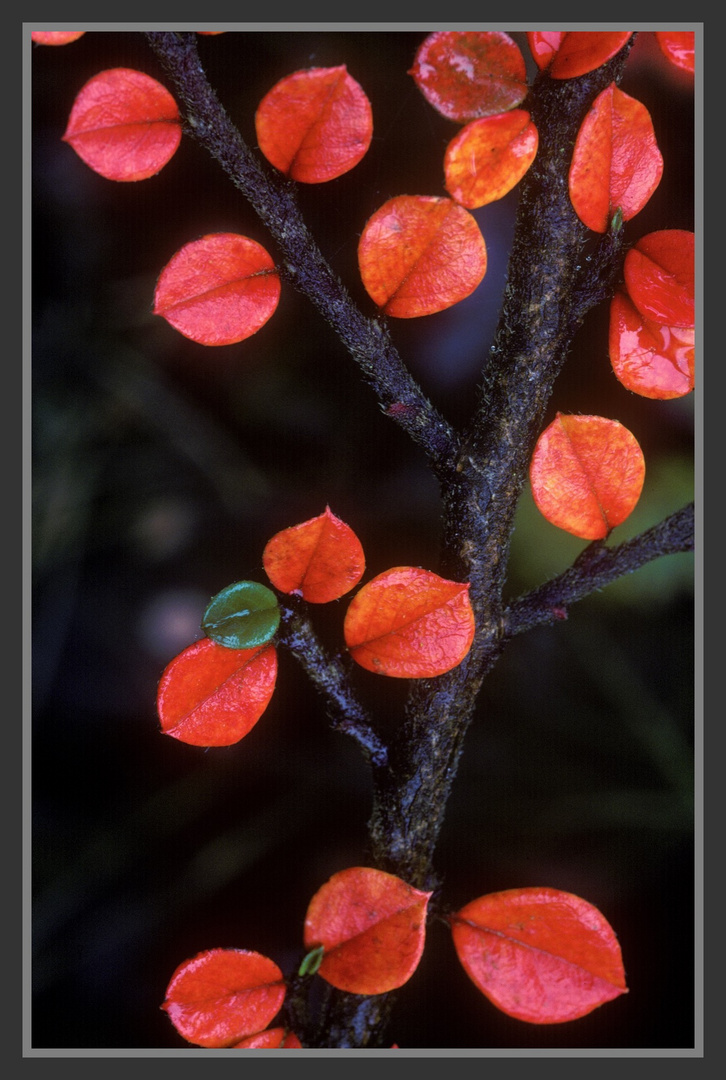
[262,507,365,603]
[527,31,632,78]
[609,291,694,400]
[162,948,286,1048]
[655,31,695,74]
[303,867,432,995]
[32,31,86,45]
[568,83,663,233]
[529,413,645,540]
[450,887,628,1024]
[202,580,280,648]
[255,65,373,183]
[156,638,277,747]
[153,233,280,346]
[62,67,181,182]
[358,195,487,318]
[444,110,538,209]
[410,31,528,121]
[233,1027,302,1048]
[623,230,694,328]
[344,566,475,678]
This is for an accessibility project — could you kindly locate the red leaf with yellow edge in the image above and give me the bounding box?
[32,31,86,45]
[410,31,528,121]
[303,867,432,995]
[568,83,663,233]
[450,887,628,1024]
[62,68,181,182]
[255,66,373,183]
[162,948,286,1048]
[655,31,695,74]
[156,638,277,747]
[262,506,365,603]
[444,110,538,209]
[232,1028,302,1048]
[528,31,632,78]
[358,195,487,319]
[609,290,694,400]
[623,229,694,328]
[344,566,475,678]
[153,233,280,346]
[529,413,645,540]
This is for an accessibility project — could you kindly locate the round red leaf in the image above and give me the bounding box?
[410,31,528,121]
[623,229,694,328]
[528,31,633,79]
[255,65,373,183]
[156,638,277,747]
[609,290,694,400]
[232,1027,302,1048]
[162,948,286,1048]
[655,31,695,74]
[343,566,476,679]
[303,867,432,995]
[568,83,663,233]
[32,31,86,45]
[450,887,628,1024]
[358,195,487,319]
[529,413,645,540]
[62,68,181,182]
[153,233,280,346]
[262,506,365,603]
[444,110,538,209]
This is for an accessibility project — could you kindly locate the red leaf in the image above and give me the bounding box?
[62,68,181,182]
[410,31,528,121]
[32,31,86,45]
[162,948,286,1048]
[232,1027,302,1048]
[528,31,632,79]
[444,110,538,209]
[529,413,645,540]
[153,233,280,346]
[255,66,373,183]
[450,887,628,1024]
[623,229,694,328]
[655,31,695,74]
[343,566,475,679]
[303,867,432,995]
[358,195,487,318]
[156,638,277,747]
[262,506,365,603]
[568,83,663,233]
[609,290,694,400]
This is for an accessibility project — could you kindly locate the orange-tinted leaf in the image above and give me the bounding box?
[32,31,86,45]
[156,638,277,747]
[62,67,181,182]
[529,413,645,540]
[609,290,694,400]
[232,1027,302,1048]
[444,110,538,209]
[623,229,694,328]
[450,887,628,1024]
[162,948,286,1048]
[255,66,373,183]
[358,195,487,319]
[343,566,475,678]
[655,31,695,74]
[262,506,365,603]
[528,31,632,79]
[153,233,280,346]
[410,31,528,121]
[568,83,663,233]
[303,867,431,995]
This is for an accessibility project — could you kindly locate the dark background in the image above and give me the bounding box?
[31,29,696,1051]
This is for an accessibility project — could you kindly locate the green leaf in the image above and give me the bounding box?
[202,581,281,649]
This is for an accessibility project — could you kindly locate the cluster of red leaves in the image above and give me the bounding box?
[610,230,695,398]
[162,869,627,1047]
